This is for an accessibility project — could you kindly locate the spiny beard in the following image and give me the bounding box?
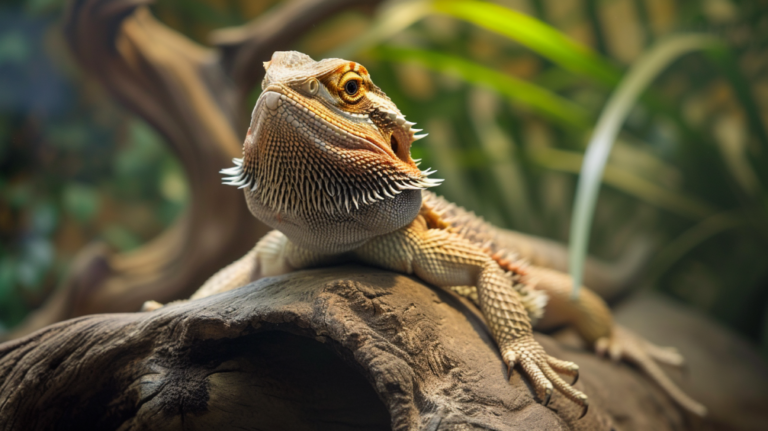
[221,137,442,216]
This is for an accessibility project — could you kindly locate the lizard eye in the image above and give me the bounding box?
[338,72,364,104]
[344,80,359,96]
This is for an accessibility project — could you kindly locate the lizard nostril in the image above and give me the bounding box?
[390,134,399,155]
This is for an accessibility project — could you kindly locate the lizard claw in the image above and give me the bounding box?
[579,403,589,419]
[501,336,588,414]
[543,387,553,406]
[595,325,707,417]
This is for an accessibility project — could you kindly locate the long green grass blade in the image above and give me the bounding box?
[705,46,768,189]
[432,0,620,86]
[328,0,431,59]
[529,147,715,219]
[648,211,744,284]
[568,34,720,299]
[372,46,591,129]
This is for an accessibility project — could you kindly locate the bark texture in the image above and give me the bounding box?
[3,265,751,431]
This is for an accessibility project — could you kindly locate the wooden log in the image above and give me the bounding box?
[1,266,696,431]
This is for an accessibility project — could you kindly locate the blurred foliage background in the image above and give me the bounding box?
[1,0,767,358]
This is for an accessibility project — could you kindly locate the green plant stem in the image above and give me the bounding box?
[568,34,721,299]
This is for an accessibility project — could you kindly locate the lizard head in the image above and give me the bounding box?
[260,51,430,169]
[221,51,441,251]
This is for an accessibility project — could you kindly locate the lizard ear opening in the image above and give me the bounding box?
[390,134,399,155]
[390,134,410,163]
[389,133,414,165]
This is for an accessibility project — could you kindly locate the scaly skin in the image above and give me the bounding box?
[158,51,706,418]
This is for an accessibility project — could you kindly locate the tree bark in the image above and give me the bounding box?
[1,266,700,431]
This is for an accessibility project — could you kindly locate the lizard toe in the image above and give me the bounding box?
[596,325,707,417]
[547,356,580,384]
[504,337,589,413]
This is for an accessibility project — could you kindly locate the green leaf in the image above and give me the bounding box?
[45,123,91,151]
[0,257,25,329]
[372,46,591,130]
[705,46,768,189]
[115,120,165,179]
[32,201,58,235]
[63,183,100,223]
[128,120,164,154]
[432,0,621,86]
[648,211,745,284]
[17,237,53,290]
[0,258,15,303]
[0,31,31,66]
[567,34,722,298]
[101,225,142,252]
[25,0,63,15]
[328,0,432,59]
[5,183,32,209]
[160,159,188,204]
[528,147,714,220]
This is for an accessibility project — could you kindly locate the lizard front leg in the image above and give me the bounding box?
[528,265,707,416]
[190,229,344,300]
[354,216,589,414]
[142,232,284,309]
[186,230,297,302]
[145,230,338,309]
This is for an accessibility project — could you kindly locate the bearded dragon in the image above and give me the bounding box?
[146,51,706,418]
